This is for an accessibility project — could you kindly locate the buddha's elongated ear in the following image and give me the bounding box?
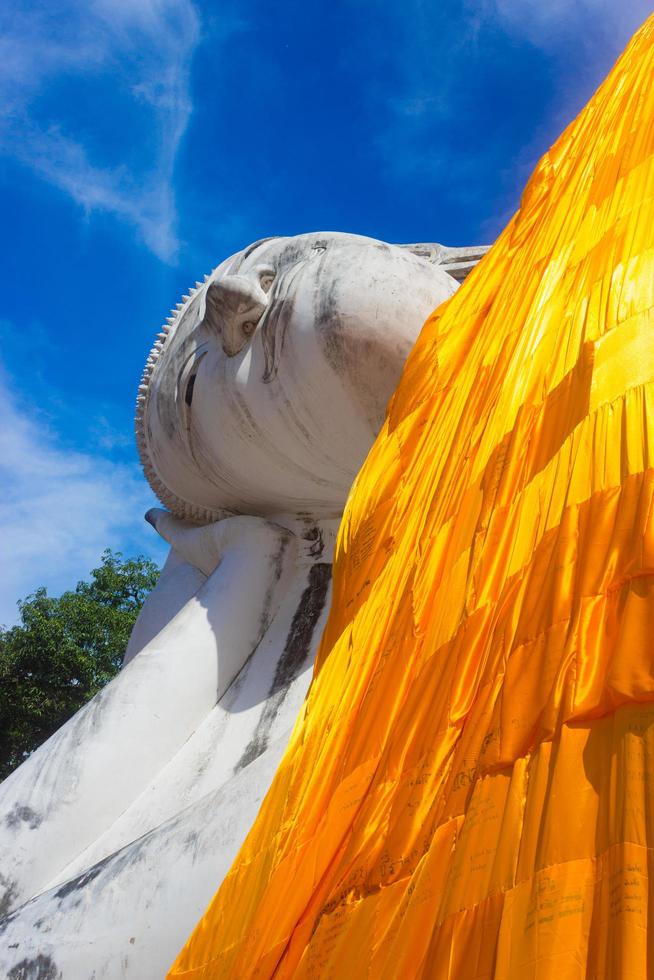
[397,243,491,282]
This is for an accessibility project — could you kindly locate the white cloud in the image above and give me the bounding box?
[0,0,200,261]
[476,0,653,49]
[0,368,167,627]
[350,0,651,240]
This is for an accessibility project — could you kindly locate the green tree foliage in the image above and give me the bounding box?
[0,550,159,781]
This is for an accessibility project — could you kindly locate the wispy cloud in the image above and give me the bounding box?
[476,0,653,50]
[349,0,651,241]
[0,0,200,261]
[0,364,166,627]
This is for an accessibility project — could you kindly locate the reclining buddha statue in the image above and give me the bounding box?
[0,232,486,979]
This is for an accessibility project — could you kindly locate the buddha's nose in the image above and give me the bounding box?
[203,275,268,356]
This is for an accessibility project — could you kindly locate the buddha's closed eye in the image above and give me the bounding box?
[180,349,207,414]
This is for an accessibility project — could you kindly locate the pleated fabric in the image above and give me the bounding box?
[169,15,654,979]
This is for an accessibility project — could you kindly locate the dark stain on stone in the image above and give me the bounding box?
[5,804,42,831]
[0,912,17,938]
[260,292,294,383]
[54,851,114,900]
[234,732,267,775]
[256,532,292,655]
[272,532,290,583]
[233,237,280,270]
[0,873,18,919]
[7,954,60,980]
[270,563,331,696]
[314,265,340,344]
[236,563,331,772]
[261,263,305,382]
[303,525,324,558]
[183,830,201,864]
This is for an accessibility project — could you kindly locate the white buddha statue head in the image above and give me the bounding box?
[136,232,485,522]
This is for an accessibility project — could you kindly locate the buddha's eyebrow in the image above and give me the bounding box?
[234,237,280,272]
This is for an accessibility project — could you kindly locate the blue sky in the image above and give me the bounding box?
[0,0,651,625]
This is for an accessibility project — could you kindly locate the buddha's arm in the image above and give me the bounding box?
[123,547,208,666]
[0,516,296,915]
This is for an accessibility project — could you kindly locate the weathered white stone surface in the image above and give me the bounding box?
[49,517,337,885]
[0,735,291,980]
[123,548,206,667]
[0,232,487,979]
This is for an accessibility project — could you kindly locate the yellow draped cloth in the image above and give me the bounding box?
[170,15,654,978]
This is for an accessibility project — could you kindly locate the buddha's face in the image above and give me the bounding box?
[137,232,458,521]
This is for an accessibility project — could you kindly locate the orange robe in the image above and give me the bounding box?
[170,14,654,978]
